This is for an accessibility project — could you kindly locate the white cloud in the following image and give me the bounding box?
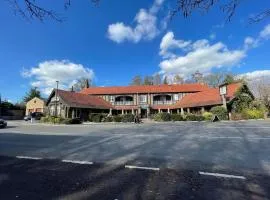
[239,70,270,81]
[159,35,246,77]
[22,60,94,95]
[107,0,166,43]
[260,24,270,39]
[159,23,270,77]
[159,32,191,58]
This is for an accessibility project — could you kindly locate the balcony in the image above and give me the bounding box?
[153,100,173,105]
[114,101,134,106]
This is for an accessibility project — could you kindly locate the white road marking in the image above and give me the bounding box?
[62,160,93,165]
[125,165,160,171]
[16,156,42,160]
[199,136,270,140]
[199,171,246,180]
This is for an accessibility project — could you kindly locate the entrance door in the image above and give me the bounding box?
[141,109,147,118]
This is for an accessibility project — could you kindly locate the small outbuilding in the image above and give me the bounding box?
[25,97,46,115]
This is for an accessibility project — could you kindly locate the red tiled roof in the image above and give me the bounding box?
[57,90,112,109]
[173,83,242,108]
[80,84,209,95]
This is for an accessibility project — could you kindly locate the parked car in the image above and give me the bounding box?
[0,119,7,128]
[24,112,44,121]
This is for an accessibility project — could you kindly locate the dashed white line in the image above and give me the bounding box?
[199,171,246,180]
[125,165,160,171]
[62,160,93,165]
[16,156,42,160]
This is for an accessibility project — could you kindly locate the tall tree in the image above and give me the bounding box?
[223,74,236,84]
[130,75,142,86]
[72,78,92,91]
[204,72,226,87]
[192,71,204,83]
[163,76,169,85]
[153,74,162,85]
[173,74,184,84]
[23,88,41,102]
[143,76,154,85]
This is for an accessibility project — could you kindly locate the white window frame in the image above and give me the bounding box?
[173,94,179,101]
[139,95,147,103]
[109,96,115,102]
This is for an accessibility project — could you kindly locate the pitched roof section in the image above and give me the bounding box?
[56,90,112,109]
[174,83,242,108]
[80,84,209,95]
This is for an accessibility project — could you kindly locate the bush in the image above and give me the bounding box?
[202,112,213,121]
[113,115,123,122]
[231,113,244,121]
[210,106,228,120]
[89,113,107,123]
[40,116,49,123]
[121,114,135,123]
[62,118,82,124]
[185,114,205,121]
[153,113,171,122]
[171,114,185,121]
[241,109,264,119]
[104,116,114,122]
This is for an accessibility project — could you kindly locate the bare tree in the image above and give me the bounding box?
[171,0,270,23]
[130,75,142,86]
[192,71,204,83]
[4,0,269,23]
[153,74,162,85]
[72,78,92,91]
[173,74,184,84]
[143,76,154,85]
[204,72,226,87]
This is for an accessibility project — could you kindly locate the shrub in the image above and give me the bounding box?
[121,114,135,123]
[231,113,244,121]
[210,106,228,120]
[241,109,264,119]
[153,113,171,122]
[113,115,123,122]
[104,116,114,122]
[186,114,205,121]
[40,116,49,123]
[171,114,185,121]
[202,112,213,121]
[61,118,82,124]
[89,113,107,123]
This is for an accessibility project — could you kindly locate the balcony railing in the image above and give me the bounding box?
[153,100,173,105]
[114,101,134,106]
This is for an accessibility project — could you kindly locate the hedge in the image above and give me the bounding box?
[153,113,171,121]
[210,106,228,120]
[89,113,107,123]
[185,114,205,121]
[40,116,82,124]
[121,114,135,123]
[241,109,264,119]
[171,114,185,121]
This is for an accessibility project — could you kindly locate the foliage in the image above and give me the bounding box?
[153,113,171,121]
[40,116,81,124]
[210,106,228,120]
[173,75,184,84]
[121,114,135,123]
[104,116,114,122]
[185,114,205,121]
[241,109,264,119]
[192,71,204,83]
[163,76,169,85]
[113,115,123,122]
[89,113,106,122]
[171,114,185,121]
[202,112,213,121]
[23,88,41,103]
[153,74,162,85]
[231,113,244,121]
[231,85,254,113]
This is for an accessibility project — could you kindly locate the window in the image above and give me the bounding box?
[139,95,147,103]
[109,96,114,102]
[173,94,179,101]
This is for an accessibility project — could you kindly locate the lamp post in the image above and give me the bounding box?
[55,81,59,117]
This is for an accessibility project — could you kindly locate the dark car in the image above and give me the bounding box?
[0,119,7,128]
[24,112,44,121]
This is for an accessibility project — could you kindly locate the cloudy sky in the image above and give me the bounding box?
[0,0,270,101]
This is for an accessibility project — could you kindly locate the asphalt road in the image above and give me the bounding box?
[1,120,270,199]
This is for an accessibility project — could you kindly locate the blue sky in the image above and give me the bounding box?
[0,0,270,102]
